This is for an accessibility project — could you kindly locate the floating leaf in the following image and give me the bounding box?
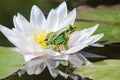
[0,47,24,79]
[76,60,120,80]
[75,5,120,43]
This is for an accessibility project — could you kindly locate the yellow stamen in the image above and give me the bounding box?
[34,30,47,49]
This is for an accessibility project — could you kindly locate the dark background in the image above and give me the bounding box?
[0,0,120,27]
[0,0,120,46]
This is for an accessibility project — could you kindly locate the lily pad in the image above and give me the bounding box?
[75,22,120,43]
[75,5,120,43]
[0,47,24,79]
[76,60,120,80]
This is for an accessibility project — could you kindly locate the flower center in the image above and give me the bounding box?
[34,30,47,49]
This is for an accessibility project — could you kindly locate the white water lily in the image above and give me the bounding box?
[0,1,76,61]
[0,2,76,78]
[0,1,104,79]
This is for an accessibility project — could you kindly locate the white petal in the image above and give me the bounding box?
[77,24,99,40]
[0,25,23,49]
[12,47,42,61]
[55,55,68,61]
[47,67,59,78]
[43,49,61,57]
[79,24,99,40]
[46,9,58,32]
[0,25,13,36]
[60,61,68,66]
[66,34,104,53]
[13,15,22,31]
[68,24,99,47]
[12,29,33,51]
[13,28,43,52]
[28,37,43,52]
[30,5,46,31]
[34,62,46,75]
[80,51,106,58]
[72,34,104,49]
[85,24,99,37]
[69,34,103,51]
[0,26,42,61]
[68,31,82,47]
[56,1,67,19]
[46,59,59,69]
[23,54,38,61]
[24,57,46,74]
[27,65,37,75]
[61,8,76,28]
[66,43,88,54]
[58,71,69,79]
[13,13,28,31]
[90,43,104,47]
[68,53,90,66]
[55,1,67,26]
[83,34,104,45]
[14,13,39,35]
[17,70,25,77]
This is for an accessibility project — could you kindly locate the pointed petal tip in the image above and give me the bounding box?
[17,13,20,16]
[94,24,99,29]
[32,5,38,8]
[92,24,99,30]
[98,33,104,37]
[95,24,99,27]
[64,8,76,26]
[13,15,17,23]
[31,5,40,11]
[13,15,17,20]
[73,8,77,16]
[73,8,77,12]
[86,61,92,66]
[60,1,67,6]
[0,24,4,27]
[17,13,25,18]
[62,1,66,3]
[92,33,104,42]
[71,8,77,17]
[71,8,77,15]
[86,24,100,34]
[17,13,23,18]
[0,25,7,30]
[0,25,3,30]
[56,1,67,12]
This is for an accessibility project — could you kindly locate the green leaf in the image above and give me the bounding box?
[75,22,120,43]
[77,6,120,23]
[75,6,120,43]
[0,47,24,79]
[76,60,120,80]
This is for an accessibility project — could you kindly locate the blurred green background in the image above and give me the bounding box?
[0,0,120,46]
[0,0,120,28]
